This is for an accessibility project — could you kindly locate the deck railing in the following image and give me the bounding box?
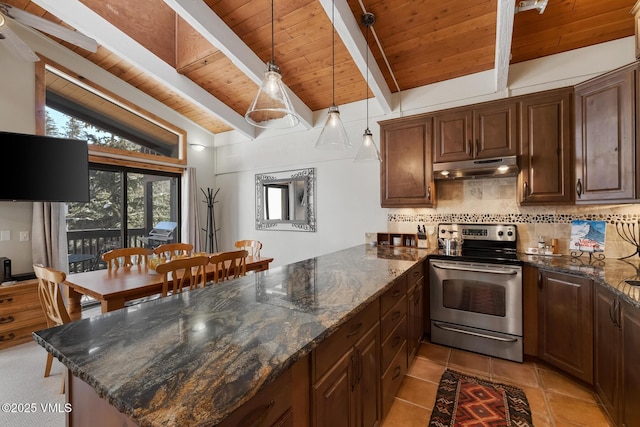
[67,228,147,273]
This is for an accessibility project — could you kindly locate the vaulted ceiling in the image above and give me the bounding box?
[1,0,636,139]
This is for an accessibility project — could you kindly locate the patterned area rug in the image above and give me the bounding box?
[429,369,533,427]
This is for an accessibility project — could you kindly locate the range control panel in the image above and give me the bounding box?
[437,223,517,242]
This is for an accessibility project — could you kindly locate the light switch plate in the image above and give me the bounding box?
[0,230,10,241]
[19,231,29,242]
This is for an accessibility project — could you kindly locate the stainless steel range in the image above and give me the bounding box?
[430,223,523,362]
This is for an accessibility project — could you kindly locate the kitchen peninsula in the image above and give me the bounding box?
[33,245,429,427]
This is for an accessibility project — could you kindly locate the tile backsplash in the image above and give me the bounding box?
[387,177,640,259]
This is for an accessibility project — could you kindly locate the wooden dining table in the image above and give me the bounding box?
[63,255,273,319]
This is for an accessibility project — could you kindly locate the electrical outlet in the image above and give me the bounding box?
[19,231,29,242]
[0,230,10,241]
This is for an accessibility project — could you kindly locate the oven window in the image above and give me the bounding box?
[442,279,506,317]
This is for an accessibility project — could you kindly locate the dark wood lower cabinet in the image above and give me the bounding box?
[594,285,620,425]
[538,270,593,384]
[312,322,380,427]
[621,298,640,427]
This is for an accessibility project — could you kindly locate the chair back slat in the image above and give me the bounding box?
[102,247,153,269]
[209,250,248,284]
[155,255,209,296]
[234,240,262,257]
[153,243,193,260]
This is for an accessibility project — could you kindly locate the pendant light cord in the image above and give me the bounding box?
[331,0,335,106]
[365,21,369,130]
[271,0,275,65]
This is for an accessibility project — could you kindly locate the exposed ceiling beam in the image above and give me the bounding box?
[32,0,257,139]
[164,0,313,130]
[319,0,392,115]
[494,0,516,91]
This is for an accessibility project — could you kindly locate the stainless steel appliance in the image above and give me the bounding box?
[430,223,523,362]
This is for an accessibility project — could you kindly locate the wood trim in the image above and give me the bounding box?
[35,60,46,136]
[88,154,183,174]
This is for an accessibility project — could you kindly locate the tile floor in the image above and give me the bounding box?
[383,341,614,427]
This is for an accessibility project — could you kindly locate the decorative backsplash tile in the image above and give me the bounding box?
[388,212,640,224]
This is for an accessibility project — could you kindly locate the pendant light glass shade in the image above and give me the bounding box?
[354,128,381,162]
[315,105,351,149]
[245,61,300,129]
[316,0,350,150]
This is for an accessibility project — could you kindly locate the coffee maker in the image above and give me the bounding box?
[0,257,11,283]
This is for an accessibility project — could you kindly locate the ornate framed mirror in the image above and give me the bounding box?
[255,168,316,232]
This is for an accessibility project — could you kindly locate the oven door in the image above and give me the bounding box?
[429,259,522,336]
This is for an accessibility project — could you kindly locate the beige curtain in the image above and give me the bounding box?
[183,167,202,252]
[32,202,68,273]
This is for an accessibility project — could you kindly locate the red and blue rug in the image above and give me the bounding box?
[429,369,533,427]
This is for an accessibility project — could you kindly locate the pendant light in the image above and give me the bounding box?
[354,12,381,162]
[245,0,300,129]
[315,0,351,150]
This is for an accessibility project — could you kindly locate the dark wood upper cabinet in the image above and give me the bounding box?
[379,115,435,207]
[518,88,574,205]
[433,100,517,163]
[574,62,638,203]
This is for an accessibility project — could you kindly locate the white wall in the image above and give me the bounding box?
[0,26,217,274]
[214,37,636,268]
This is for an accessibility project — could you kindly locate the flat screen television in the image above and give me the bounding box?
[0,131,90,202]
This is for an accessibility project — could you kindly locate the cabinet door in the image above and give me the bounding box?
[407,282,424,362]
[574,63,636,202]
[594,286,620,425]
[356,323,380,427]
[433,109,473,162]
[621,299,640,427]
[538,270,593,384]
[380,116,435,207]
[312,349,356,427]
[519,89,573,205]
[473,101,517,159]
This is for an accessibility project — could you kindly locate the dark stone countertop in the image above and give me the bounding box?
[32,245,428,427]
[518,253,640,308]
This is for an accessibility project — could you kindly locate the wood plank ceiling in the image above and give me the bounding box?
[1,0,636,137]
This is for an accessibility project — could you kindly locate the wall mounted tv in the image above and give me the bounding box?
[0,131,89,202]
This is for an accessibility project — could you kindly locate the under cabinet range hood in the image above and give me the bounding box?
[433,156,519,180]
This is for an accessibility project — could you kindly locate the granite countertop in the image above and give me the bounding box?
[33,245,428,427]
[518,253,640,308]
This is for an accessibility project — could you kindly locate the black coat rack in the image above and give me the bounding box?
[201,187,220,253]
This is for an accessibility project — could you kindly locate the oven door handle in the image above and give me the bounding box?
[431,262,518,275]
[433,322,519,342]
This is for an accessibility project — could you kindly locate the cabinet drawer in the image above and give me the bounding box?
[381,341,408,419]
[0,321,47,350]
[381,278,407,316]
[381,295,407,340]
[0,307,46,334]
[218,368,292,427]
[313,300,379,382]
[406,263,423,288]
[381,315,407,373]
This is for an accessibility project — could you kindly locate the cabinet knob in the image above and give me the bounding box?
[0,316,14,324]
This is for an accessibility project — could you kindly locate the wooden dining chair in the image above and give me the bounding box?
[102,247,153,269]
[155,255,210,297]
[33,264,71,394]
[234,240,262,257]
[153,243,194,260]
[209,250,248,284]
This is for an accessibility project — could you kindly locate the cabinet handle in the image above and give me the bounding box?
[609,300,616,326]
[0,297,13,304]
[236,400,275,427]
[537,273,542,290]
[475,139,479,157]
[391,289,401,298]
[614,299,621,329]
[0,316,14,324]
[346,322,363,338]
[523,181,529,199]
[0,333,15,342]
[391,310,402,321]
[467,140,472,156]
[576,179,582,198]
[392,365,402,380]
[427,186,431,202]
